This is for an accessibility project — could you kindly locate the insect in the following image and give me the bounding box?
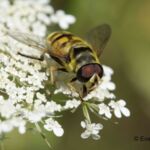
[7,24,111,97]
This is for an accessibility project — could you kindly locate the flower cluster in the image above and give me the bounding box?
[0,0,75,139]
[0,0,130,147]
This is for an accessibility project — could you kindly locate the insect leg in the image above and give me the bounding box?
[82,85,88,97]
[67,81,83,101]
[69,78,88,98]
[18,52,44,61]
[50,67,69,84]
[50,66,58,84]
[70,77,77,82]
[57,68,67,72]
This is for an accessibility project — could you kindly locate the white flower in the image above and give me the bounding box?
[45,101,62,114]
[51,10,76,29]
[0,117,26,134]
[27,112,44,123]
[54,86,79,97]
[0,99,16,119]
[27,107,46,123]
[32,21,47,37]
[44,118,64,137]
[81,120,103,140]
[25,90,34,104]
[0,0,76,137]
[36,92,47,103]
[64,99,81,109]
[0,120,13,133]
[100,76,115,91]
[10,117,26,134]
[109,100,130,118]
[98,103,112,119]
[103,65,114,77]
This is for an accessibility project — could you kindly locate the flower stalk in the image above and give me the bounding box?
[82,103,91,124]
[35,123,52,149]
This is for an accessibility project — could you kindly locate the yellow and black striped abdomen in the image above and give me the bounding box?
[46,31,100,73]
[47,31,82,59]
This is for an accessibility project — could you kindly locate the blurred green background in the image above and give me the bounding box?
[4,0,150,150]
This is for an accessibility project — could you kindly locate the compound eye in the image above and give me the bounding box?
[96,64,103,78]
[77,64,103,82]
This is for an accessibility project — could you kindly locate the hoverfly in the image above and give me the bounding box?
[7,24,111,97]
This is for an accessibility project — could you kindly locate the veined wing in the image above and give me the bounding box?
[86,24,111,57]
[7,30,48,52]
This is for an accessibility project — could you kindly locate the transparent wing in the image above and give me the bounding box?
[86,24,111,56]
[7,30,48,52]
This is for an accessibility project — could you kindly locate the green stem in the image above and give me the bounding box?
[35,123,52,149]
[82,103,91,124]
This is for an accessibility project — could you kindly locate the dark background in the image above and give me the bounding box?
[4,0,150,150]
